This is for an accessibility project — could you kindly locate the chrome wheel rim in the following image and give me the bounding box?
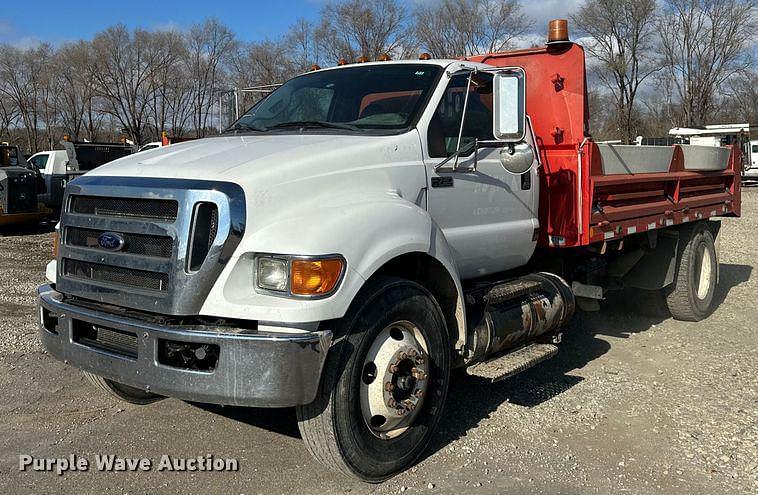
[359,320,430,439]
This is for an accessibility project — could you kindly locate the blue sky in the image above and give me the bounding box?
[0,0,324,47]
[0,0,581,48]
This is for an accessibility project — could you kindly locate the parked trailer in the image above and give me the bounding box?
[0,144,50,226]
[668,124,754,184]
[37,20,740,481]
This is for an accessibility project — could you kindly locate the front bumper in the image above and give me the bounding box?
[37,285,332,407]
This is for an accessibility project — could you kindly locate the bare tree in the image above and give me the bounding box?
[145,30,190,139]
[719,70,758,124]
[658,0,757,127]
[315,0,409,62]
[186,18,235,137]
[414,0,529,58]
[56,41,107,142]
[287,18,321,72]
[0,44,56,152]
[571,0,659,143]
[91,26,186,144]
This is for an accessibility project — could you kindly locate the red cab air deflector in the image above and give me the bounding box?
[468,44,740,248]
[469,44,589,247]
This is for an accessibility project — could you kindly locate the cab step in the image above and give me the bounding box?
[466,343,558,383]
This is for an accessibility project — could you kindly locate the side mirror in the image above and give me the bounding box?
[493,68,526,143]
[499,143,535,175]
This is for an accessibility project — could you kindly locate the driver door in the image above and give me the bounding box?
[423,71,539,279]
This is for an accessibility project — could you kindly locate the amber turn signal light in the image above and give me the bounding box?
[290,258,344,296]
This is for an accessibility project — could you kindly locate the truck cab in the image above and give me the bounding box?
[28,150,70,208]
[37,20,740,482]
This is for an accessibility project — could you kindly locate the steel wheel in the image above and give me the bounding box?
[694,242,713,301]
[360,320,429,439]
[296,276,451,481]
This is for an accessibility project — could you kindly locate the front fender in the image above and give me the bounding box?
[201,194,465,334]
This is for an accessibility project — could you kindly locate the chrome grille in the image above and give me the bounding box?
[57,177,245,315]
[65,226,173,259]
[63,258,169,292]
[69,195,178,221]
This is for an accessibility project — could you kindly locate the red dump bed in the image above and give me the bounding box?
[468,44,741,249]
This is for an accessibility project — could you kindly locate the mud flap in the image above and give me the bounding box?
[622,231,679,290]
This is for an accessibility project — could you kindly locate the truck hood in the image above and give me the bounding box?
[88,134,414,185]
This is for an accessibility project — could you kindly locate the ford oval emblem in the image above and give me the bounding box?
[97,232,126,251]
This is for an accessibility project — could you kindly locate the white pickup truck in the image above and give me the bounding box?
[37,23,741,482]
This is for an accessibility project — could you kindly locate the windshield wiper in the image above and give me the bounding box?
[269,121,362,132]
[223,122,268,134]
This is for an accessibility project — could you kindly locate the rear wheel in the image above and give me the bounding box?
[83,372,163,405]
[666,222,718,321]
[296,277,451,482]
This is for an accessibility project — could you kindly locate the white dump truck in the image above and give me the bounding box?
[38,21,742,481]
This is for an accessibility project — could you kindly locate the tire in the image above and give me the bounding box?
[83,372,163,405]
[665,222,718,321]
[296,277,451,482]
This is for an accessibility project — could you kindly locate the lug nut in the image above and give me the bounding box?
[389,364,398,373]
[384,382,395,392]
[396,408,406,416]
[414,390,424,398]
[399,352,407,360]
[415,355,424,364]
[388,398,397,407]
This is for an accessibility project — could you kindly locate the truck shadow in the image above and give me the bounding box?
[193,264,752,456]
[424,262,751,459]
[0,220,56,237]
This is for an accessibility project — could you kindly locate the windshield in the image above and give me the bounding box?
[226,64,442,135]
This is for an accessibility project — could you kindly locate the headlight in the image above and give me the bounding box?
[256,257,288,292]
[255,254,345,297]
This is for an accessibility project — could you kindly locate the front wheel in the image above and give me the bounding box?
[296,277,451,482]
[83,372,163,405]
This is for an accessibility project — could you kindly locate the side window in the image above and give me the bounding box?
[752,145,758,153]
[428,72,494,158]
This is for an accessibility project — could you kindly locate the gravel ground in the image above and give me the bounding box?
[0,191,755,494]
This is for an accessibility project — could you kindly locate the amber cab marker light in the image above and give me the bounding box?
[547,19,570,44]
[378,53,391,61]
[52,231,60,258]
[357,56,370,63]
[419,52,432,60]
[310,64,321,71]
[337,58,348,66]
[290,258,344,296]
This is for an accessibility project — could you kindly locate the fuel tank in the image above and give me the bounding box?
[465,272,575,364]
